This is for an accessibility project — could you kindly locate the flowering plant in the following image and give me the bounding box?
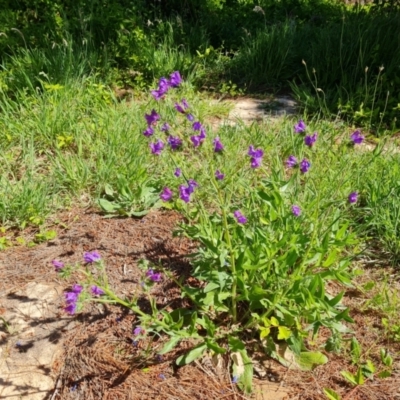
[63,75,363,394]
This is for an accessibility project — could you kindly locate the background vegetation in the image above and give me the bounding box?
[1,0,400,128]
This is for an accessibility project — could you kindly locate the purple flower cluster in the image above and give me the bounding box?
[191,122,206,147]
[133,326,144,336]
[84,251,101,263]
[292,205,301,217]
[179,179,198,203]
[348,191,358,204]
[145,109,160,126]
[248,145,264,168]
[304,132,318,147]
[174,99,189,114]
[215,170,224,180]
[174,168,181,177]
[64,284,83,315]
[294,120,306,133]
[213,137,224,152]
[286,155,297,168]
[146,269,162,282]
[52,260,64,271]
[350,130,364,145]
[150,139,164,155]
[167,135,182,150]
[160,187,173,202]
[91,285,104,296]
[151,71,182,101]
[300,158,311,173]
[160,122,170,132]
[143,109,160,137]
[234,210,247,224]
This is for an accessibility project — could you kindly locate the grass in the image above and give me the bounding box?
[0,72,398,264]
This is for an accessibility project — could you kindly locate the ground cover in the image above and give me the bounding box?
[1,71,400,399]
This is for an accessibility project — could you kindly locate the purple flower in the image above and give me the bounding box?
[72,284,83,294]
[169,71,182,87]
[348,192,358,204]
[248,146,264,168]
[292,205,301,217]
[160,123,170,132]
[143,126,154,137]
[52,260,64,270]
[91,286,105,296]
[145,109,160,126]
[192,121,202,131]
[174,102,185,113]
[190,129,206,147]
[151,77,170,100]
[179,185,191,203]
[213,137,224,152]
[188,179,198,193]
[182,99,189,109]
[350,130,364,145]
[286,155,297,168]
[83,251,101,263]
[133,326,144,336]
[300,159,310,173]
[146,269,162,282]
[234,210,247,224]
[232,376,239,384]
[167,135,182,150]
[215,170,224,180]
[65,302,77,315]
[175,99,189,114]
[160,187,173,201]
[250,157,263,168]
[151,90,163,101]
[150,139,164,155]
[304,132,317,147]
[65,292,79,303]
[64,285,83,315]
[174,168,181,177]
[294,120,306,133]
[248,145,264,158]
[186,113,194,122]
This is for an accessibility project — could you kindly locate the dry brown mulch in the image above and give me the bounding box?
[1,207,400,399]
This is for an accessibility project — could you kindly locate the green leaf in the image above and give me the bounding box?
[323,249,338,267]
[327,291,344,307]
[159,336,181,355]
[176,343,207,366]
[203,281,220,293]
[130,210,149,217]
[378,370,391,378]
[277,326,291,340]
[296,351,328,371]
[205,339,226,354]
[98,198,118,212]
[350,337,361,364]
[355,368,365,385]
[340,370,357,386]
[228,336,245,351]
[270,316,279,327]
[323,388,342,400]
[260,327,270,340]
